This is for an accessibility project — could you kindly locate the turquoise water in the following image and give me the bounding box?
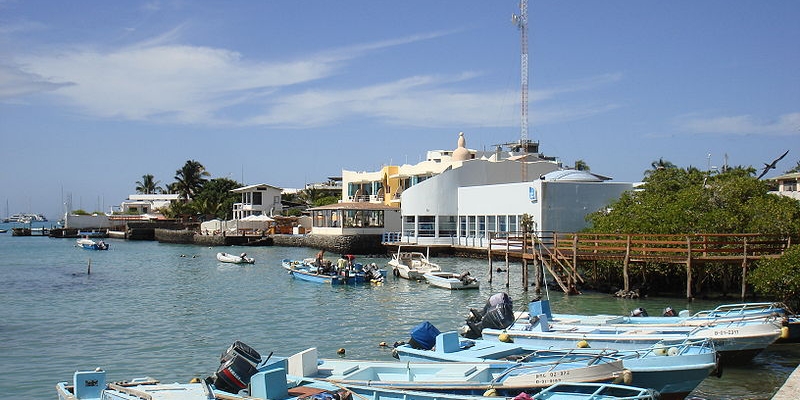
[0,224,797,399]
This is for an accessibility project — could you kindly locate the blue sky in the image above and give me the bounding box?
[2,0,798,219]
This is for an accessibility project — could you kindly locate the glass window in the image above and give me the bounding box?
[487,216,496,234]
[403,215,416,237]
[468,216,476,236]
[459,216,467,237]
[253,192,262,205]
[478,216,486,237]
[418,216,435,237]
[439,215,457,237]
[508,215,518,234]
[498,215,507,232]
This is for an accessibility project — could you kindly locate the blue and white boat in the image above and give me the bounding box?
[282,258,386,285]
[288,348,628,397]
[57,368,516,400]
[532,382,658,400]
[477,300,781,365]
[394,330,717,400]
[76,237,109,250]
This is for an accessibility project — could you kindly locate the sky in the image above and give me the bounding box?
[1,0,798,220]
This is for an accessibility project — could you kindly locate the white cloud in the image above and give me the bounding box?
[4,30,621,128]
[676,112,800,136]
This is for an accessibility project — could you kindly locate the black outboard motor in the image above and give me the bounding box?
[212,341,262,394]
[461,293,515,339]
[408,321,440,350]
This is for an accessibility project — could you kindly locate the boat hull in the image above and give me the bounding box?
[424,272,479,290]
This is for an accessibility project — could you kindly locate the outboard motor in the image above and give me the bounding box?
[212,341,262,394]
[461,293,515,339]
[630,307,649,317]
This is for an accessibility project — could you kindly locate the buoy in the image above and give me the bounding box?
[498,333,513,343]
[337,348,346,355]
[189,377,201,383]
[667,347,679,356]
[653,344,667,356]
[613,370,633,385]
[781,326,791,340]
[379,342,388,347]
[577,340,590,348]
[483,388,497,397]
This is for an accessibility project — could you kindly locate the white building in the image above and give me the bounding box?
[118,194,181,215]
[769,172,800,201]
[308,202,401,236]
[395,134,633,246]
[231,183,283,220]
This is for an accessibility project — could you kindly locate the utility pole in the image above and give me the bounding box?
[513,0,529,181]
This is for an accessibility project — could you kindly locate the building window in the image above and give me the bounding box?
[439,215,457,237]
[459,216,467,237]
[468,216,476,237]
[508,215,518,233]
[253,192,262,205]
[364,210,384,227]
[498,215,507,233]
[487,216,496,234]
[418,216,435,237]
[478,216,486,238]
[403,215,416,237]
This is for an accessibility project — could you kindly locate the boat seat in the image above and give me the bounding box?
[288,348,318,377]
[73,370,106,400]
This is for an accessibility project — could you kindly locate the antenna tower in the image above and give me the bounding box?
[513,0,529,180]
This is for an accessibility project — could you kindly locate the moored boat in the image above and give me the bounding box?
[217,252,255,264]
[388,247,441,280]
[424,271,480,290]
[532,382,658,400]
[281,258,385,285]
[76,237,109,250]
[290,347,629,397]
[394,330,717,400]
[475,299,781,366]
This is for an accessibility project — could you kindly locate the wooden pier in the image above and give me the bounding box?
[487,232,796,299]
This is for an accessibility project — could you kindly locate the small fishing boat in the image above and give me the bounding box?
[217,252,255,264]
[532,382,658,400]
[424,271,480,290]
[291,347,628,397]
[394,330,717,400]
[76,237,109,250]
[476,299,781,365]
[388,246,441,280]
[281,258,386,285]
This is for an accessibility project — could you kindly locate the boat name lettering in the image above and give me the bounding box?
[84,379,99,387]
[533,377,564,385]
[713,329,739,336]
[534,371,570,379]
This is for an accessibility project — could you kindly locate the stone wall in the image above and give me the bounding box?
[154,228,195,244]
[272,234,387,255]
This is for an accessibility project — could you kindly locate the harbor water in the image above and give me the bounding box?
[0,225,797,399]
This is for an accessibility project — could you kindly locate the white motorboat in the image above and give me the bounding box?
[423,271,479,290]
[388,247,441,280]
[216,252,255,264]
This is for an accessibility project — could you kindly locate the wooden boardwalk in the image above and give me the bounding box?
[487,232,797,299]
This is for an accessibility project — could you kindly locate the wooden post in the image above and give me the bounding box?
[488,233,493,277]
[87,258,91,275]
[623,235,631,292]
[686,237,693,301]
[522,245,528,292]
[741,238,748,301]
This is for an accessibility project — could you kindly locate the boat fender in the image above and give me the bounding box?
[781,326,791,340]
[483,388,497,397]
[498,333,513,343]
[577,340,590,348]
[189,377,201,383]
[713,356,723,378]
[391,348,399,359]
[653,344,667,356]
[337,348,346,356]
[613,370,633,384]
[393,268,400,277]
[667,347,679,356]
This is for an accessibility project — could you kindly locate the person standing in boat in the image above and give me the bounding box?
[315,250,325,268]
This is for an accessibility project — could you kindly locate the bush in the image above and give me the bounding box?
[748,245,800,309]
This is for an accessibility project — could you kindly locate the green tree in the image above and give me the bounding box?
[173,160,210,200]
[135,174,163,194]
[574,160,590,171]
[786,160,800,174]
[191,178,241,220]
[586,166,800,235]
[748,245,800,308]
[645,158,678,177]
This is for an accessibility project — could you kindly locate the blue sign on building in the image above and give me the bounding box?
[529,186,537,202]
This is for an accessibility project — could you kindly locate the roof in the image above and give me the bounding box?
[231,183,283,192]
[308,202,399,211]
[769,172,800,181]
[541,169,604,182]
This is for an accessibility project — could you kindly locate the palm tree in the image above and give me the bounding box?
[173,160,210,200]
[645,158,678,176]
[574,159,590,171]
[135,174,162,194]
